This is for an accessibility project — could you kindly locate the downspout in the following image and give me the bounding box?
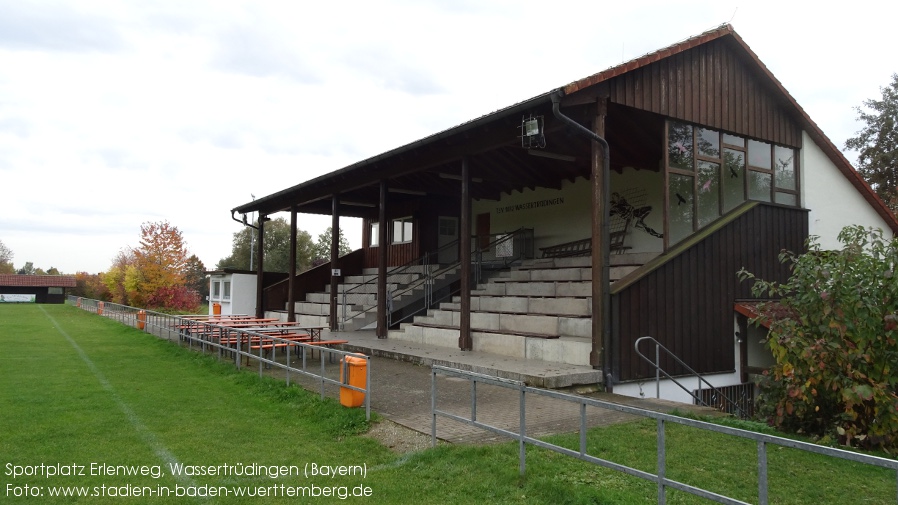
[550,91,613,390]
[231,210,259,230]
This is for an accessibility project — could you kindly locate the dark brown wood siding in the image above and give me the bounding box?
[607,38,801,148]
[613,204,808,382]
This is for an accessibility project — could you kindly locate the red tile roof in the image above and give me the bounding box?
[0,275,77,288]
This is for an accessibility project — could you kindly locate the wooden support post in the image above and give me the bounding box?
[255,215,266,319]
[330,194,340,331]
[288,207,297,323]
[377,180,388,338]
[591,98,609,370]
[459,157,472,351]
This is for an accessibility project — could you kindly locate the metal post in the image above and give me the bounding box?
[580,402,587,455]
[655,343,661,399]
[431,369,437,447]
[471,380,477,422]
[365,356,371,422]
[320,350,325,400]
[657,419,667,505]
[758,441,768,505]
[519,385,526,476]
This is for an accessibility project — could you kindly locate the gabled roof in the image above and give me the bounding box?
[0,275,77,288]
[233,24,898,233]
[563,23,898,233]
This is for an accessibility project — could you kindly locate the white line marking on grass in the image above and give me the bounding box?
[39,306,201,492]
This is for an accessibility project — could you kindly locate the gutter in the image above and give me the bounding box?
[550,91,613,390]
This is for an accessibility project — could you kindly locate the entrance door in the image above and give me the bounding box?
[476,212,491,250]
[437,217,458,264]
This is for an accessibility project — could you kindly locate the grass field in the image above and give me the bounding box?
[1,304,896,504]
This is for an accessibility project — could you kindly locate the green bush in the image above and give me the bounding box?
[738,226,898,452]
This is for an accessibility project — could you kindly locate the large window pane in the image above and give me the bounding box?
[775,192,797,206]
[775,145,796,191]
[669,174,694,245]
[370,222,379,247]
[697,161,720,227]
[748,171,772,202]
[697,128,720,158]
[722,149,746,213]
[668,122,694,171]
[748,139,771,169]
[723,133,745,147]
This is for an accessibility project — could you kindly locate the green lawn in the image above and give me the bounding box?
[1,304,895,504]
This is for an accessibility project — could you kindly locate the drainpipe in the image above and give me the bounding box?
[551,91,613,390]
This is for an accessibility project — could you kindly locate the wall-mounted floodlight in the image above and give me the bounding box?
[520,114,546,149]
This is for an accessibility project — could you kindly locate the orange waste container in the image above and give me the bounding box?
[212,303,221,316]
[340,355,368,408]
[97,301,104,315]
[137,310,146,330]
[77,297,82,308]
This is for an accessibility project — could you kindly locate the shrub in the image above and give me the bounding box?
[738,226,898,452]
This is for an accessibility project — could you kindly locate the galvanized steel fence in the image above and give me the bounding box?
[68,296,370,420]
[431,365,898,505]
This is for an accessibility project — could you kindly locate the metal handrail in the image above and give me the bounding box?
[339,227,534,329]
[634,336,747,418]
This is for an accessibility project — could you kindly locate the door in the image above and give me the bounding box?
[476,212,491,250]
[437,217,458,263]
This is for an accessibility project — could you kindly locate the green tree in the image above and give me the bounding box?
[738,226,898,452]
[845,74,898,213]
[0,239,13,273]
[217,217,314,273]
[184,254,208,300]
[104,249,135,305]
[312,226,352,264]
[17,262,35,275]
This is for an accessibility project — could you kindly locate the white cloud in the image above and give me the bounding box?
[0,0,894,273]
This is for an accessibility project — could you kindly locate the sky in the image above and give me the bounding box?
[0,0,895,274]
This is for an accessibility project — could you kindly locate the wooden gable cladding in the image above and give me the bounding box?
[612,203,808,382]
[605,38,801,148]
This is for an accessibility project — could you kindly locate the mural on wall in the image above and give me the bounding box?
[610,188,663,239]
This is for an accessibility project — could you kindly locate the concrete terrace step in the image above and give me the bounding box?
[472,281,592,298]
[444,296,591,317]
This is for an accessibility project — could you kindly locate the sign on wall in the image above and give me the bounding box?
[0,294,36,303]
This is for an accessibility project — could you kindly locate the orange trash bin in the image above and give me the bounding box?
[97,301,104,315]
[137,310,146,330]
[340,355,368,408]
[212,302,221,316]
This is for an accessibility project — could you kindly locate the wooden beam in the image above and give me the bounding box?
[287,207,297,323]
[329,194,340,331]
[377,180,388,338]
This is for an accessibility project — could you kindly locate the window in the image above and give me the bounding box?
[370,222,379,247]
[392,217,413,244]
[223,281,231,300]
[212,281,221,299]
[48,287,63,295]
[665,120,800,247]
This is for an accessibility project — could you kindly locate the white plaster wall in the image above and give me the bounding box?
[471,170,665,254]
[801,131,891,249]
[230,274,257,316]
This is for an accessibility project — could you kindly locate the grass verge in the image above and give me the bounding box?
[1,304,895,504]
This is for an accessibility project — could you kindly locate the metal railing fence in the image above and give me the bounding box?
[68,296,370,420]
[431,365,898,505]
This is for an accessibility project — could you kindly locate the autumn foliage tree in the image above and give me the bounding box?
[739,226,898,452]
[105,221,202,311]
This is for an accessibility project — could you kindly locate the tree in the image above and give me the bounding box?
[0,239,12,273]
[17,262,35,275]
[131,221,193,309]
[217,217,314,273]
[845,74,898,213]
[738,226,898,452]
[104,249,136,305]
[73,271,110,301]
[312,227,352,265]
[184,254,208,300]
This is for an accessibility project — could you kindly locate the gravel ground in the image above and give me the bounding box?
[363,419,439,453]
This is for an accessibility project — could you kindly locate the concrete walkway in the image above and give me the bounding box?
[317,329,720,444]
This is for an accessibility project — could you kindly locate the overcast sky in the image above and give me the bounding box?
[1,0,894,274]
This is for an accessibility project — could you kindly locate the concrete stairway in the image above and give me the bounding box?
[269,265,461,330]
[387,252,656,367]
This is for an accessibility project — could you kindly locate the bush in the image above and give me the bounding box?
[738,226,898,452]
